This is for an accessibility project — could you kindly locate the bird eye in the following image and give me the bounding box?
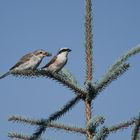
[40,51,43,54]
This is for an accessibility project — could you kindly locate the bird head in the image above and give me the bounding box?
[58,48,71,55]
[34,50,52,58]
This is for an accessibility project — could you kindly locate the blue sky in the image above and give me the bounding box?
[0,0,140,140]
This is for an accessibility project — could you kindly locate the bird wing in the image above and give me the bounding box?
[42,56,57,69]
[10,53,33,70]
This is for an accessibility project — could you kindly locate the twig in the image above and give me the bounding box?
[131,114,140,140]
[94,63,130,98]
[108,44,140,73]
[11,70,87,100]
[9,115,86,135]
[95,127,109,140]
[108,117,138,133]
[8,132,49,140]
[30,96,81,140]
[8,132,30,140]
[94,116,139,140]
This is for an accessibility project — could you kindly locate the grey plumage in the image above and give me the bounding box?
[9,53,34,70]
[0,50,52,79]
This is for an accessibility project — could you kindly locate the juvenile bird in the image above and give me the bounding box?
[0,50,52,79]
[41,48,71,73]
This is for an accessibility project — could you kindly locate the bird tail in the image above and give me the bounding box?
[0,71,10,79]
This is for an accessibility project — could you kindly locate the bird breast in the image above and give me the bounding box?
[14,55,41,71]
[47,52,67,73]
[56,53,67,64]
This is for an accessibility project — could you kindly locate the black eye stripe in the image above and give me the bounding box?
[59,49,68,53]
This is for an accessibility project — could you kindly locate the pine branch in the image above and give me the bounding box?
[87,116,105,133]
[85,0,93,139]
[11,70,87,100]
[108,116,138,133]
[8,132,30,140]
[131,114,140,140]
[94,127,109,140]
[84,81,96,102]
[84,63,130,101]
[85,0,93,81]
[94,63,130,98]
[93,44,140,100]
[108,44,140,73]
[59,68,79,86]
[94,116,139,140]
[8,132,50,140]
[85,100,93,140]
[29,96,81,140]
[9,115,86,135]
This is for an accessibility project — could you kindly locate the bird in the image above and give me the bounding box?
[41,48,71,73]
[0,49,52,79]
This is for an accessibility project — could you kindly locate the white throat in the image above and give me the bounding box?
[56,52,68,63]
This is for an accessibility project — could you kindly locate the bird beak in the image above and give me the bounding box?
[45,52,52,57]
[67,49,71,52]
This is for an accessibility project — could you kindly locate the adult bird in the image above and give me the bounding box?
[41,48,71,73]
[0,49,52,79]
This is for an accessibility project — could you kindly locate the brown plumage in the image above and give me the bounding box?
[10,53,34,70]
[0,49,52,79]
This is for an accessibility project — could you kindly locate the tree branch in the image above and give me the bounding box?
[94,63,130,99]
[9,115,86,135]
[29,96,81,140]
[131,114,140,140]
[94,116,139,140]
[85,0,93,82]
[108,44,140,73]
[108,117,138,133]
[11,70,87,100]
[85,0,93,139]
[8,132,50,140]
[8,132,30,140]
